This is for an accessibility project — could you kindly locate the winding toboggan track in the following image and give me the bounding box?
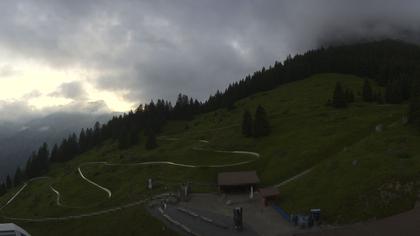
[0,135,261,222]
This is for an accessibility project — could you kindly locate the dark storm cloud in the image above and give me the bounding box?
[1,0,420,106]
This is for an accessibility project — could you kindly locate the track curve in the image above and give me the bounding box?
[1,134,261,222]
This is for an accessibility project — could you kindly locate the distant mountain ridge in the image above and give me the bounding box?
[0,112,116,177]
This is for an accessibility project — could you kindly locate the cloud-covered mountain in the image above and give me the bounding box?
[0,112,114,177]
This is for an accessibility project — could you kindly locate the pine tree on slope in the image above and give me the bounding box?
[145,131,158,150]
[253,105,271,137]
[409,79,420,130]
[13,167,23,187]
[5,175,12,189]
[332,82,347,108]
[362,79,373,102]
[241,110,253,137]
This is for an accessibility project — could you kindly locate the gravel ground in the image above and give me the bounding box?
[149,192,323,236]
[150,192,420,236]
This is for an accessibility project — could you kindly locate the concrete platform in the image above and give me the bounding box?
[177,193,299,236]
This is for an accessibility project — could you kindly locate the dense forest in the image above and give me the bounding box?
[2,39,420,194]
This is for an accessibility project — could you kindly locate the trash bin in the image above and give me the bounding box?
[233,207,243,231]
[310,209,321,223]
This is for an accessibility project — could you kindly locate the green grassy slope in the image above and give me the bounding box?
[279,119,420,223]
[1,73,418,235]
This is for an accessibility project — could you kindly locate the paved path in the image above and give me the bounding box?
[78,164,112,198]
[0,177,50,210]
[0,183,28,211]
[274,168,313,188]
[49,186,62,206]
[152,205,259,236]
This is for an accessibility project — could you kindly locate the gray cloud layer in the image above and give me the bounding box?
[50,81,87,99]
[0,0,420,109]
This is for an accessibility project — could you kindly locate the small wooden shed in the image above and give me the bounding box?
[259,187,279,206]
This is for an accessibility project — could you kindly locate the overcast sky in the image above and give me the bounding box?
[0,0,420,122]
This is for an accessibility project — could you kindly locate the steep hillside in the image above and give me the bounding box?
[0,73,417,235]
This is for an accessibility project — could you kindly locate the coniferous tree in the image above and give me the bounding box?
[394,82,404,103]
[5,175,12,189]
[253,105,270,137]
[241,110,253,137]
[13,167,23,187]
[332,82,347,108]
[374,91,384,104]
[226,99,236,110]
[362,79,373,102]
[25,154,34,178]
[69,133,79,156]
[145,131,158,150]
[37,143,50,175]
[25,143,50,178]
[385,81,393,103]
[93,122,101,144]
[408,79,420,129]
[401,76,411,101]
[118,127,130,150]
[173,94,194,120]
[0,182,6,196]
[385,80,404,104]
[78,128,87,152]
[85,128,94,150]
[129,129,139,146]
[50,144,59,162]
[345,89,355,103]
[56,138,67,162]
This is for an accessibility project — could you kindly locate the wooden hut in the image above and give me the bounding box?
[217,171,260,193]
[259,187,279,206]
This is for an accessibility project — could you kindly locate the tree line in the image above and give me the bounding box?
[329,76,413,109]
[328,82,355,108]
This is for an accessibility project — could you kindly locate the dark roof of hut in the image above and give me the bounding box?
[217,171,260,186]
